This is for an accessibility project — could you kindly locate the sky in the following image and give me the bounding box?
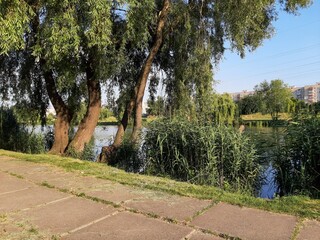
[214,1,320,94]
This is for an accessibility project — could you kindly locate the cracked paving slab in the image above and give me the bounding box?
[62,211,192,240]
[191,202,297,240]
[0,185,70,213]
[16,196,118,236]
[297,220,320,240]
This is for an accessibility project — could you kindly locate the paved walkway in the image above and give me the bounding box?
[0,156,319,240]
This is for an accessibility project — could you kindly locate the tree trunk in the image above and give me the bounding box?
[67,55,101,153]
[131,0,171,142]
[97,98,134,163]
[113,100,135,148]
[97,0,170,162]
[41,60,72,155]
[50,112,71,154]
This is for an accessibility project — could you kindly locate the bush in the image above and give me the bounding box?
[274,117,320,198]
[143,120,260,194]
[66,137,96,161]
[0,108,45,154]
[108,139,145,173]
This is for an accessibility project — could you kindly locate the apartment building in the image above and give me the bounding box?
[230,90,255,102]
[292,83,320,104]
[229,82,320,104]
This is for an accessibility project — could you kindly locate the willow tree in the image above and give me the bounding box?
[162,0,312,122]
[0,0,115,154]
[211,93,236,125]
[98,0,312,161]
[108,0,170,148]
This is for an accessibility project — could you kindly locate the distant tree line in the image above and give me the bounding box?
[237,79,320,120]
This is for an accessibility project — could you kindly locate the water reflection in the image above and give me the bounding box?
[245,127,285,198]
[27,125,119,157]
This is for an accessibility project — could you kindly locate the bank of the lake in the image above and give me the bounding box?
[29,125,285,199]
[0,149,319,220]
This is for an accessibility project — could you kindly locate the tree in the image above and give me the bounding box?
[147,96,166,116]
[159,0,312,123]
[237,95,260,115]
[99,0,312,161]
[255,80,293,120]
[211,93,236,125]
[1,0,156,156]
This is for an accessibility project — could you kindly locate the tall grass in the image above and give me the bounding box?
[143,120,261,194]
[108,138,145,173]
[66,137,96,161]
[0,108,45,154]
[274,116,320,198]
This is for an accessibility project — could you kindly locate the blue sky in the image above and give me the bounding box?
[215,1,320,94]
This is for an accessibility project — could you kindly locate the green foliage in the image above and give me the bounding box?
[71,102,87,126]
[237,95,260,115]
[0,108,45,153]
[255,79,293,120]
[144,120,260,194]
[280,0,312,13]
[274,116,320,198]
[99,106,114,121]
[211,93,236,125]
[66,137,95,161]
[0,0,34,54]
[123,0,156,49]
[109,139,144,173]
[147,96,166,116]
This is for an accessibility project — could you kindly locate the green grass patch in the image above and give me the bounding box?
[241,112,290,121]
[40,181,54,189]
[0,149,319,220]
[9,172,24,179]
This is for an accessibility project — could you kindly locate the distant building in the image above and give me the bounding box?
[230,90,254,102]
[229,82,320,104]
[291,82,320,104]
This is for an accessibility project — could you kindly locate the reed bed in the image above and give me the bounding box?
[143,120,261,194]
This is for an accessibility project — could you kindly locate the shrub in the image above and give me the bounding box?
[108,139,145,173]
[66,137,96,161]
[0,108,45,154]
[143,120,260,194]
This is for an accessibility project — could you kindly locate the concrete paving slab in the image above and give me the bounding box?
[47,175,113,192]
[0,158,37,169]
[297,220,320,240]
[191,202,297,240]
[86,189,139,204]
[0,172,33,194]
[189,231,224,240]
[83,183,142,204]
[1,161,115,192]
[18,196,117,235]
[125,195,211,222]
[0,156,19,162]
[0,186,69,213]
[0,213,21,237]
[1,164,73,183]
[63,211,192,240]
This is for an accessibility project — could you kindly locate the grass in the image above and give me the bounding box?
[0,149,319,220]
[241,112,290,121]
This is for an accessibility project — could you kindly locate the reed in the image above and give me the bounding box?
[143,120,261,194]
[274,116,320,198]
